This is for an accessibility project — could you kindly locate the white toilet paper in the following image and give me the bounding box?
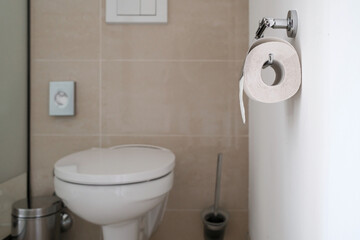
[239,38,301,123]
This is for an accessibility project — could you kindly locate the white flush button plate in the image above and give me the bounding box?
[49,81,75,116]
[106,0,166,23]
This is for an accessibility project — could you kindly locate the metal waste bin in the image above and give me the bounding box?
[11,196,71,240]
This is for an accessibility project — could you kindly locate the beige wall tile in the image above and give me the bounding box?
[31,0,100,59]
[31,136,99,196]
[102,136,248,210]
[101,0,248,60]
[102,61,247,136]
[151,210,248,240]
[31,61,100,135]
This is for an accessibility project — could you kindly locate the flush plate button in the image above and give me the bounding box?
[116,0,157,16]
[140,0,156,16]
[54,91,69,108]
[117,0,140,16]
[49,81,75,116]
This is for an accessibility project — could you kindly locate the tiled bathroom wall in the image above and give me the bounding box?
[30,0,249,239]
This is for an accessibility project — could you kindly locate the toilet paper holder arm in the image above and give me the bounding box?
[262,54,274,69]
[255,10,298,39]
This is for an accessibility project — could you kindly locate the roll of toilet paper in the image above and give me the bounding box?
[239,38,301,123]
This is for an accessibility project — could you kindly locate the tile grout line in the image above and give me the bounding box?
[33,59,243,63]
[100,134,250,137]
[98,3,104,237]
[31,133,249,138]
[99,0,103,148]
[34,59,100,62]
[32,134,100,137]
[101,59,243,63]
[166,209,248,212]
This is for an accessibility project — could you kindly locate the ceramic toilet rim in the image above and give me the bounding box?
[54,170,174,186]
[54,144,176,185]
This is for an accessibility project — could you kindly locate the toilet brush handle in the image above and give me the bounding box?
[214,153,223,216]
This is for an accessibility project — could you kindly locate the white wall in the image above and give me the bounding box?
[249,0,360,240]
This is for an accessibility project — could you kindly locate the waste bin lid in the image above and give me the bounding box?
[12,196,63,218]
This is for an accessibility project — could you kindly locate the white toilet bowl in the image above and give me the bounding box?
[53,145,175,240]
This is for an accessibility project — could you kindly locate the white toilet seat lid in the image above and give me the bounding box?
[54,145,175,185]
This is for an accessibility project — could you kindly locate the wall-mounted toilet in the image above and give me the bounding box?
[54,144,175,240]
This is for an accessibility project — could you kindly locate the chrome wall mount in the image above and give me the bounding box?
[262,53,274,69]
[255,10,298,39]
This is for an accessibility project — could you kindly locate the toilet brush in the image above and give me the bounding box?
[213,153,222,218]
[202,153,229,240]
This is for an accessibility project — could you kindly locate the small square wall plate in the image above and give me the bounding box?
[106,0,167,23]
[49,81,75,116]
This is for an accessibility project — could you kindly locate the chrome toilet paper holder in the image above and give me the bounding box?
[255,10,298,39]
[262,53,274,69]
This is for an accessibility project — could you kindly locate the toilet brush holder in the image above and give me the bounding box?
[202,207,229,240]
